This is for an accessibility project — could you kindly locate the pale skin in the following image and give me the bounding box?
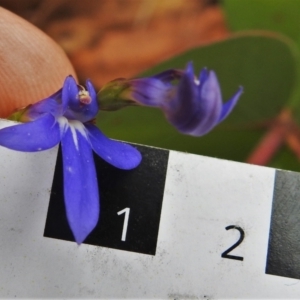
[0,7,77,118]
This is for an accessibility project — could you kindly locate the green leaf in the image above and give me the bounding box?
[97,33,298,165]
[222,0,300,113]
[223,0,300,47]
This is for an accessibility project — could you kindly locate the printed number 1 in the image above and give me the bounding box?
[117,208,130,242]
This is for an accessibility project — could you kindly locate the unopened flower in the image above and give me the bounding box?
[0,76,142,244]
[98,63,243,136]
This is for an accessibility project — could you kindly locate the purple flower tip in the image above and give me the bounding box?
[159,63,243,136]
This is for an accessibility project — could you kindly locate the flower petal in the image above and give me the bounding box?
[85,124,142,170]
[186,70,223,136]
[218,86,243,123]
[85,79,100,118]
[25,89,64,120]
[0,114,60,151]
[130,78,171,107]
[62,75,79,113]
[61,125,99,244]
[163,62,199,132]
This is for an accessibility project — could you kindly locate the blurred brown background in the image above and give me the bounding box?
[0,0,228,89]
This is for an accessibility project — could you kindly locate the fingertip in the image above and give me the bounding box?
[0,7,77,118]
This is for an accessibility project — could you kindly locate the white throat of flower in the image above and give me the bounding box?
[57,116,88,150]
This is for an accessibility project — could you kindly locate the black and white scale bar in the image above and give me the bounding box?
[0,119,300,298]
[266,170,300,280]
[45,144,169,256]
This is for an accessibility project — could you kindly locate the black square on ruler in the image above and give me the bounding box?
[266,170,300,279]
[44,143,169,255]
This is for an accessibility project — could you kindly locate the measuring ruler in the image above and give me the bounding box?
[0,118,299,299]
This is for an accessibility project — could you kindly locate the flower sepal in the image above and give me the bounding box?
[97,79,138,111]
[8,105,33,122]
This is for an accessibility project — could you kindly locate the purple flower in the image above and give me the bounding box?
[162,63,243,136]
[98,63,243,136]
[0,76,142,244]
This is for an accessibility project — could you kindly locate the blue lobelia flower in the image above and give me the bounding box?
[0,76,142,244]
[98,62,243,136]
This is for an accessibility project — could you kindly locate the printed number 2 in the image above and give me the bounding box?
[221,225,245,261]
[117,208,130,242]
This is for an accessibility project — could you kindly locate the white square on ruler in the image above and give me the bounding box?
[158,151,275,299]
[0,118,300,299]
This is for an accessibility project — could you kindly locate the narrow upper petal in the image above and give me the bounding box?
[218,86,243,123]
[62,75,78,114]
[199,67,209,83]
[61,124,99,244]
[85,79,99,119]
[85,123,142,170]
[0,114,60,151]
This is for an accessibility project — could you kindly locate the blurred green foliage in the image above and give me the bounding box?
[223,0,300,114]
[223,0,300,47]
[222,0,300,170]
